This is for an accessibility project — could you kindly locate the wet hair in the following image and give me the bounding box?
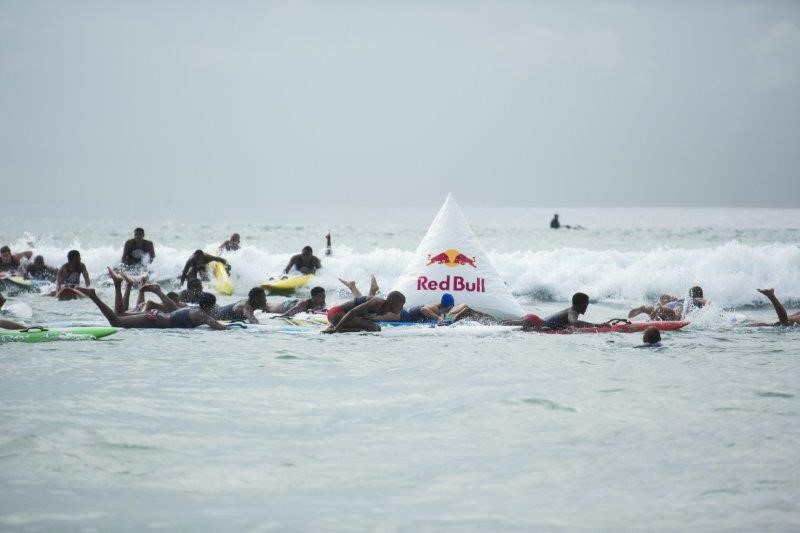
[248,287,266,301]
[67,249,80,262]
[310,286,325,297]
[194,249,204,257]
[231,233,240,240]
[572,292,589,307]
[134,227,144,235]
[689,286,703,298]
[34,255,45,265]
[386,291,406,304]
[642,326,661,345]
[167,291,180,302]
[302,246,313,254]
[198,292,216,310]
[0,246,10,254]
[187,278,202,290]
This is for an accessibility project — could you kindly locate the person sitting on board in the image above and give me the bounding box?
[180,278,204,304]
[24,255,58,282]
[640,326,662,347]
[0,246,32,276]
[121,227,156,270]
[281,286,327,317]
[51,250,90,300]
[67,287,228,330]
[323,291,406,333]
[219,233,241,252]
[212,287,269,324]
[746,288,800,326]
[550,214,560,229]
[283,246,321,275]
[628,286,707,321]
[106,267,184,315]
[400,293,456,325]
[541,292,609,330]
[180,250,230,286]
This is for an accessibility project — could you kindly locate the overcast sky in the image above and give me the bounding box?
[1,1,799,212]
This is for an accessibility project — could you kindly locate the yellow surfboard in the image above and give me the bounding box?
[206,254,233,296]
[260,273,313,292]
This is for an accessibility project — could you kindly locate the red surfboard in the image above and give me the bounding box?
[539,320,689,334]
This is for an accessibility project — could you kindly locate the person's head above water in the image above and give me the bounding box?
[167,291,181,304]
[689,286,703,298]
[198,292,216,312]
[310,286,326,306]
[642,326,661,345]
[231,233,240,243]
[440,293,455,311]
[193,249,204,260]
[33,255,45,266]
[301,246,313,259]
[385,291,406,312]
[248,287,267,308]
[134,227,145,240]
[186,278,203,291]
[67,250,81,264]
[0,246,11,263]
[572,292,590,313]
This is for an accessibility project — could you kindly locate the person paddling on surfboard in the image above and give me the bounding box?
[628,286,707,321]
[400,293,456,325]
[121,227,156,269]
[541,292,609,330]
[106,267,184,315]
[323,291,406,333]
[51,250,90,300]
[211,287,270,324]
[747,288,800,326]
[180,250,229,286]
[281,286,327,317]
[68,287,228,330]
[283,246,321,275]
[24,255,58,282]
[0,246,32,276]
[219,233,241,252]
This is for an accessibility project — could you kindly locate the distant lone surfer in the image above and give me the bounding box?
[550,214,560,229]
[219,233,241,252]
[121,227,156,269]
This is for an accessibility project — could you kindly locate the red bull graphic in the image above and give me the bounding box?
[417,275,485,292]
[425,248,477,268]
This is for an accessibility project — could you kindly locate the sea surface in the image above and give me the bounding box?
[1,206,799,531]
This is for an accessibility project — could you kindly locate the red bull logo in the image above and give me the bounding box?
[425,248,477,268]
[417,275,485,292]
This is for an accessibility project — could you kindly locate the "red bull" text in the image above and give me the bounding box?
[417,275,486,292]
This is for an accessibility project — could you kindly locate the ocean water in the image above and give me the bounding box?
[1,207,799,531]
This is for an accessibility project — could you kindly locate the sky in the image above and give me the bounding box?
[1,0,799,213]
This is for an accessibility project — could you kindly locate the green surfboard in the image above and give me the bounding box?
[0,326,119,343]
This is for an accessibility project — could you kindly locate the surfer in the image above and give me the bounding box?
[641,327,662,346]
[179,278,204,304]
[24,255,58,281]
[180,250,230,286]
[325,230,332,256]
[121,228,156,269]
[0,246,32,275]
[283,246,321,275]
[323,291,406,333]
[211,287,269,324]
[69,287,227,330]
[52,250,90,300]
[106,267,184,314]
[628,286,707,321]
[281,286,327,317]
[400,293,456,325]
[550,214,560,229]
[748,288,800,326]
[541,293,608,329]
[220,233,241,252]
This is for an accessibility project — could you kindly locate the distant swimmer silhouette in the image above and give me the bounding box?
[550,213,585,230]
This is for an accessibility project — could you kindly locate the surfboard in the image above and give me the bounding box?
[538,320,689,334]
[206,253,233,296]
[260,274,313,293]
[0,326,119,343]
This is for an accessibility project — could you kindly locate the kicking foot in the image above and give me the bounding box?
[338,278,357,291]
[757,288,775,297]
[140,283,161,293]
[107,267,124,286]
[369,274,379,296]
[74,287,96,297]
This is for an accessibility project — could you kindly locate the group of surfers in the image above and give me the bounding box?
[3,228,800,336]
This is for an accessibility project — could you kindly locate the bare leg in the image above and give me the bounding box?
[758,288,789,325]
[628,305,654,319]
[141,284,179,312]
[339,278,363,298]
[107,267,127,314]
